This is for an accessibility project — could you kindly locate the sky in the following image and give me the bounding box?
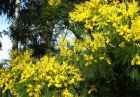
[0,15,12,61]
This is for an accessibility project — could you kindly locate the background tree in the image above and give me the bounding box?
[0,0,88,56]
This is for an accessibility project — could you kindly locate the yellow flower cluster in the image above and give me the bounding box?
[69,0,140,67]
[0,69,18,96]
[59,37,74,57]
[69,0,140,45]
[59,33,111,66]
[48,0,61,7]
[37,56,84,88]
[131,54,140,65]
[0,50,83,97]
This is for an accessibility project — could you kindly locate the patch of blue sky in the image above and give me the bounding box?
[0,15,12,61]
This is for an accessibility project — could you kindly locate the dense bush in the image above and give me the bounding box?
[1,0,140,97]
[0,50,83,97]
[62,0,140,96]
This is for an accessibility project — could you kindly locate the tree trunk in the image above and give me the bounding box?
[12,0,20,50]
[44,21,54,53]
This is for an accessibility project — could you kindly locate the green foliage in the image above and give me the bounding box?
[67,0,140,96]
[0,50,83,97]
[1,0,140,97]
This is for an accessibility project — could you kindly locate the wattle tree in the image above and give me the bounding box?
[0,0,140,97]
